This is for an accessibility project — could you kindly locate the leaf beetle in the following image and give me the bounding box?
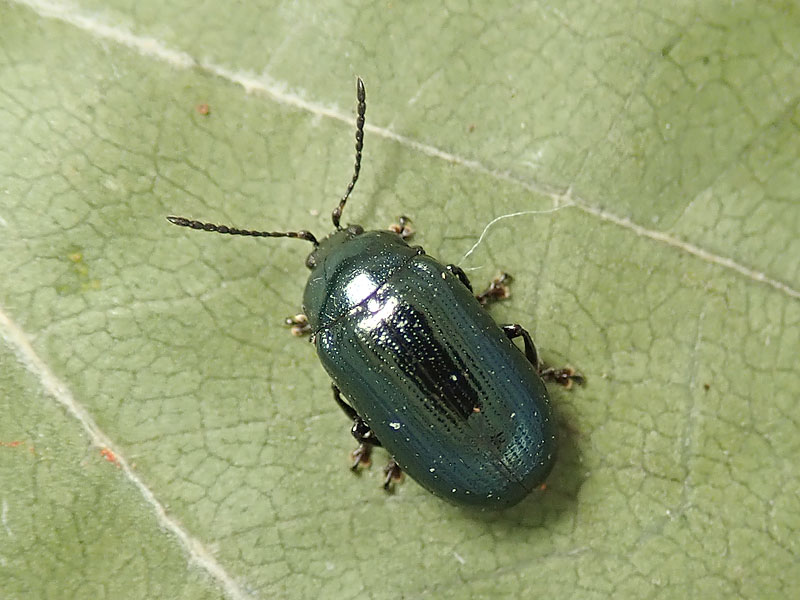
[168,78,582,508]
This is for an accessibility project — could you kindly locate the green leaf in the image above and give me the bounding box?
[1,1,798,598]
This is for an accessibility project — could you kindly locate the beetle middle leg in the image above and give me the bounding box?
[448,267,513,306]
[332,385,382,470]
[476,273,512,306]
[502,324,584,389]
[446,264,474,292]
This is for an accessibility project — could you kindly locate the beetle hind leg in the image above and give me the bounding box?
[502,324,584,388]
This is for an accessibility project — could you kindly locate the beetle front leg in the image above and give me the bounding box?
[332,385,383,470]
[502,324,584,389]
[285,313,311,337]
[389,215,414,239]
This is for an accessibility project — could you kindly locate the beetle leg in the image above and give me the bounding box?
[446,264,474,292]
[538,366,585,390]
[389,215,414,239]
[349,418,384,470]
[332,384,364,426]
[502,323,540,366]
[331,386,404,491]
[383,458,403,491]
[285,313,311,337]
[502,325,584,389]
[476,273,512,306]
[448,267,513,305]
[350,443,374,470]
[332,386,384,470]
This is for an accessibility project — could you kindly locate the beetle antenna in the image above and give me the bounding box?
[331,77,366,230]
[167,216,318,246]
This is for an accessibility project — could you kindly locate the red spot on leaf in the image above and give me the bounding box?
[100,447,120,467]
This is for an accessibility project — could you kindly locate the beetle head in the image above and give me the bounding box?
[305,224,364,270]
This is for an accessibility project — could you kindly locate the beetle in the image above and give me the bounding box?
[167,78,582,508]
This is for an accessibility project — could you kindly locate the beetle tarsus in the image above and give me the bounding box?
[476,273,512,306]
[538,366,585,389]
[389,215,414,239]
[285,313,311,336]
[332,385,386,473]
[351,443,373,470]
[383,459,402,491]
[504,325,585,388]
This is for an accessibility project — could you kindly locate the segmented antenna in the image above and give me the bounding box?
[166,216,318,246]
[331,77,366,229]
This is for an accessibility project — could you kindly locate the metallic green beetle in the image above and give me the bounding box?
[168,78,581,508]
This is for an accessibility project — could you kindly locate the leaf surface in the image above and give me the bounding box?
[1,1,798,598]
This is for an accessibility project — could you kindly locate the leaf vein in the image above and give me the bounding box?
[0,304,254,600]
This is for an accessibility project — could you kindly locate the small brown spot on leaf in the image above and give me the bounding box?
[100,447,120,467]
